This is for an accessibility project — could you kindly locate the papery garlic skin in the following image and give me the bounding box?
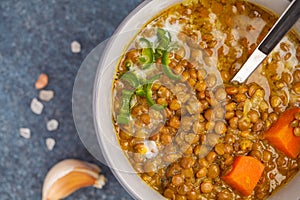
[42,159,107,200]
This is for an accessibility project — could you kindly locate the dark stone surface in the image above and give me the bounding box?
[0,0,142,199]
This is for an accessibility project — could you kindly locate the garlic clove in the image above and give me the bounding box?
[42,159,106,200]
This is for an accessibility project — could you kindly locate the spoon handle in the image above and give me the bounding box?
[231,0,300,83]
[259,0,300,54]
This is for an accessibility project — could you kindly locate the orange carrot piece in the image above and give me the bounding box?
[264,107,300,159]
[221,156,265,196]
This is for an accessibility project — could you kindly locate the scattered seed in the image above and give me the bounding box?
[39,90,54,102]
[31,98,44,115]
[35,73,49,90]
[47,119,59,131]
[46,138,56,151]
[71,41,81,53]
[20,128,31,139]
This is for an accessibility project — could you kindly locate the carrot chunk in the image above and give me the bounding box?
[264,107,300,158]
[221,156,265,196]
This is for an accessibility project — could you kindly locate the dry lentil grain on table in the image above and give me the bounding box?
[30,98,44,115]
[46,138,56,151]
[46,119,59,132]
[39,90,54,102]
[71,41,81,53]
[19,128,31,139]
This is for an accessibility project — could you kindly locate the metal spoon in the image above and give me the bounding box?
[231,0,300,83]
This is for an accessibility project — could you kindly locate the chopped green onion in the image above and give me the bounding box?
[136,73,160,93]
[125,60,132,70]
[162,51,181,80]
[135,85,146,96]
[141,48,154,69]
[139,38,152,48]
[155,49,164,60]
[117,90,134,124]
[121,71,140,88]
[156,28,171,51]
[145,83,165,111]
[147,74,161,84]
[117,114,130,124]
[138,38,154,69]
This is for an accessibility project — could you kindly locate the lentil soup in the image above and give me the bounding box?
[111,0,300,199]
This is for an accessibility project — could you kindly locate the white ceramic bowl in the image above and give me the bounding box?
[93,0,300,199]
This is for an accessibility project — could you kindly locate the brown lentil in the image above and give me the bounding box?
[262,150,272,162]
[200,181,213,193]
[180,157,195,169]
[207,164,220,178]
[172,174,185,186]
[196,167,208,178]
[206,73,217,88]
[214,121,227,134]
[293,70,300,82]
[215,143,225,155]
[215,87,227,101]
[206,151,217,163]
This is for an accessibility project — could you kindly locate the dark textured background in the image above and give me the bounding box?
[0,0,142,199]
